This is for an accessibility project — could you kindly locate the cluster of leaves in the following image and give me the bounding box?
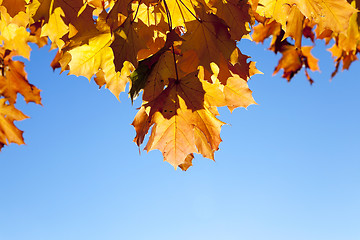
[0,0,358,170]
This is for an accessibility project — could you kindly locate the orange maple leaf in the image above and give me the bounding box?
[0,98,28,150]
[0,49,42,105]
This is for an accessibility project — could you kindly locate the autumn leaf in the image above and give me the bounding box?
[141,51,174,102]
[327,0,360,77]
[273,44,319,83]
[209,0,252,41]
[181,4,236,73]
[0,0,359,169]
[252,20,281,43]
[40,7,69,49]
[0,48,42,105]
[65,32,113,79]
[0,98,28,150]
[178,153,194,171]
[161,0,198,27]
[0,60,42,105]
[110,18,147,72]
[290,0,358,34]
[129,29,183,101]
[256,0,357,34]
[133,72,225,168]
[282,5,304,48]
[1,0,26,17]
[0,7,31,59]
[134,3,165,27]
[223,75,257,112]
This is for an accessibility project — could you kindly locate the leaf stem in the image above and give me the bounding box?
[163,0,179,81]
[163,0,173,29]
[178,0,201,22]
[171,45,179,81]
[49,0,55,16]
[132,0,142,23]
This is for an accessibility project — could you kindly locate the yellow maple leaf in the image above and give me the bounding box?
[62,31,129,99]
[0,7,31,59]
[256,0,289,26]
[290,0,358,34]
[133,72,225,168]
[327,0,359,78]
[223,75,257,112]
[134,3,164,27]
[66,32,112,79]
[40,7,69,49]
[161,0,198,27]
[282,5,304,48]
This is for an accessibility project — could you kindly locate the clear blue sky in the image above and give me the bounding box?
[0,38,359,240]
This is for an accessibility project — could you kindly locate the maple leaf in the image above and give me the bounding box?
[0,98,28,150]
[161,0,198,27]
[105,0,130,30]
[1,0,359,169]
[110,18,147,72]
[141,51,174,102]
[1,0,26,17]
[273,44,319,83]
[68,34,129,98]
[28,22,49,48]
[282,5,304,48]
[252,20,281,43]
[223,75,257,112]
[327,1,360,78]
[0,7,31,59]
[128,29,183,101]
[65,32,113,79]
[31,0,84,23]
[0,49,42,105]
[209,0,252,41]
[178,153,194,171]
[40,7,69,49]
[134,3,165,27]
[132,106,151,146]
[181,4,236,73]
[133,72,226,168]
[256,0,357,35]
[290,0,358,34]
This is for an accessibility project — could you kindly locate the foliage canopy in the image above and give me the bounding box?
[0,0,358,170]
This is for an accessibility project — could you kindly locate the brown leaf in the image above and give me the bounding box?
[1,0,26,17]
[181,5,236,73]
[210,0,252,40]
[111,18,147,71]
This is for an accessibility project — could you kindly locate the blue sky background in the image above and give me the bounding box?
[0,38,359,240]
